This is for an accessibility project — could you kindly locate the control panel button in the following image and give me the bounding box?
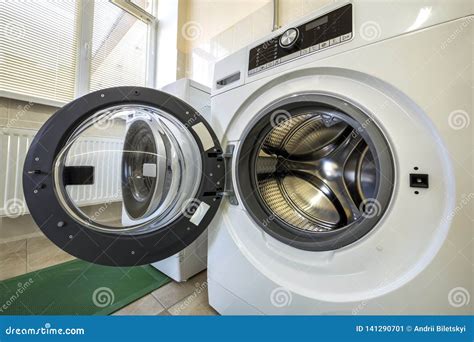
[310,44,320,52]
[329,36,341,45]
[320,40,330,49]
[341,32,352,41]
[301,48,310,55]
[279,28,300,49]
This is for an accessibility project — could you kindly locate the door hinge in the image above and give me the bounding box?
[218,144,238,205]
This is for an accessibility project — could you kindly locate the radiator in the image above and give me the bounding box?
[0,128,123,218]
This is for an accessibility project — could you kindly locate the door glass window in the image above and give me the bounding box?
[52,105,202,234]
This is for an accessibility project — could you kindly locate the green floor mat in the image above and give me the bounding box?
[0,259,170,315]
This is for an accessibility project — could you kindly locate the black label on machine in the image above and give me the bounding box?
[248,3,352,75]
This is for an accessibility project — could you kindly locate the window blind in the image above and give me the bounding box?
[0,1,79,103]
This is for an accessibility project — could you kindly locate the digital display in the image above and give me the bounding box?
[306,16,328,31]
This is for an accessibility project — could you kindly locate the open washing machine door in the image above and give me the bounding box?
[23,87,224,266]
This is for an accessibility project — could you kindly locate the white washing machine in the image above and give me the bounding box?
[206,1,473,314]
[22,1,471,315]
[121,79,211,282]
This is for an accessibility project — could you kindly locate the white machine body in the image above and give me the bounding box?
[207,0,472,314]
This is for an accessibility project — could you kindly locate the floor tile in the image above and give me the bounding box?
[26,235,75,272]
[168,282,218,316]
[0,215,42,242]
[113,294,165,316]
[188,270,207,286]
[0,239,27,281]
[151,270,207,308]
[0,239,26,259]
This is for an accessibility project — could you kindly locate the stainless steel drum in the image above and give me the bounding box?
[256,111,376,232]
[236,94,394,250]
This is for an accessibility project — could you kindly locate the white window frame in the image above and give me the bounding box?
[0,0,158,107]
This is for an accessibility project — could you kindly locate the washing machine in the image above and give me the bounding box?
[120,79,211,282]
[204,0,473,315]
[23,0,472,315]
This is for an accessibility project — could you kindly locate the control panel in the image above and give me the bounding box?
[248,4,353,76]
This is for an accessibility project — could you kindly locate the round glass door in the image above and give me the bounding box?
[23,87,224,266]
[54,105,202,234]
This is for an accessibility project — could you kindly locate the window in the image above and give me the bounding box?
[0,0,157,106]
[89,1,150,91]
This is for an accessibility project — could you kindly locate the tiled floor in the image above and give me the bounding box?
[26,235,76,272]
[0,239,27,280]
[113,270,217,316]
[0,235,75,281]
[0,236,218,315]
[113,294,165,316]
